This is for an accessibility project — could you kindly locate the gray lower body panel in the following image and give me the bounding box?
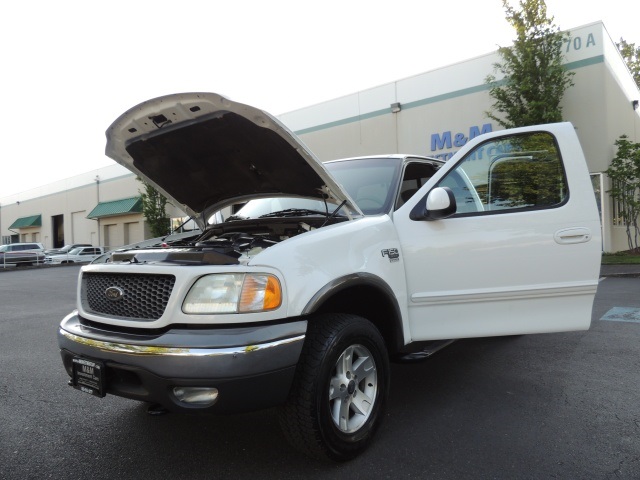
[58,312,307,412]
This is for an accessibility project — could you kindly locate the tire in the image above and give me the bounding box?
[279,314,389,461]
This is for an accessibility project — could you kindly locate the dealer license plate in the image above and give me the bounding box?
[71,357,106,397]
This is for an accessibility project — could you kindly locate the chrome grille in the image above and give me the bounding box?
[82,272,176,320]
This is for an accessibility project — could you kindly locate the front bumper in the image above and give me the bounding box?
[58,311,307,413]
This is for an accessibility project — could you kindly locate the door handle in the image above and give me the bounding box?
[554,227,592,245]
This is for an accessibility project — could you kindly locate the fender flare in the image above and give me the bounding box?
[302,272,404,351]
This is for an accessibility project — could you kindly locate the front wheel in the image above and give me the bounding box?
[279,314,389,461]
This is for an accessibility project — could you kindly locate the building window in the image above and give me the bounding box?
[590,173,603,220]
[611,179,637,226]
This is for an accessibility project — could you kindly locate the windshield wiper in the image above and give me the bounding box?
[225,214,248,221]
[259,208,339,219]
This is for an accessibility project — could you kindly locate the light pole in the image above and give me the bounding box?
[94,175,101,247]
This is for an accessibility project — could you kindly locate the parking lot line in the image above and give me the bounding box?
[600,307,640,323]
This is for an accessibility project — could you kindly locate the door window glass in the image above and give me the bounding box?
[438,132,568,215]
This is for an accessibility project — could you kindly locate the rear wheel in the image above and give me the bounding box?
[279,314,389,461]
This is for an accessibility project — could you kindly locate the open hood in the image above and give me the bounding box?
[105,92,362,229]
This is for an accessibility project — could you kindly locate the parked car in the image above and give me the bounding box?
[46,246,105,264]
[44,243,92,256]
[58,93,601,461]
[0,242,45,266]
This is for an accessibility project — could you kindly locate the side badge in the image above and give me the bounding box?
[381,248,400,263]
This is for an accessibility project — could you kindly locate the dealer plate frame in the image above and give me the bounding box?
[71,356,106,397]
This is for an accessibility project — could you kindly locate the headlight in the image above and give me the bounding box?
[182,273,282,314]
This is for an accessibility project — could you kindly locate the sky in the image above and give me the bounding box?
[1,0,639,200]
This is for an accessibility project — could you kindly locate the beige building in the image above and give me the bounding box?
[1,21,639,252]
[0,164,186,250]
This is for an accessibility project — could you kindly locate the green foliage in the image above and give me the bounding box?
[601,253,640,265]
[606,136,640,252]
[617,38,640,88]
[486,0,574,128]
[137,178,170,238]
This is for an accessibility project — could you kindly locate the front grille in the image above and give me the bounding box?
[82,272,176,320]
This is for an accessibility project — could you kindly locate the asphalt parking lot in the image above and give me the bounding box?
[1,266,639,479]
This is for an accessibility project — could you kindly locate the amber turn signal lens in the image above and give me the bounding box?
[239,274,282,312]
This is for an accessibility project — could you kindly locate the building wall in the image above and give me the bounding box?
[1,168,138,248]
[0,161,191,249]
[98,213,145,250]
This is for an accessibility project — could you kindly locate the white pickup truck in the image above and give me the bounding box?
[57,92,601,461]
[45,246,105,264]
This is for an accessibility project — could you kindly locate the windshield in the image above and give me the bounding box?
[326,158,401,214]
[231,197,338,220]
[222,157,402,221]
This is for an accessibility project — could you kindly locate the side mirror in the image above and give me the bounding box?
[410,187,456,220]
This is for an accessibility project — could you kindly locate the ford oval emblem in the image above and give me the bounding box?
[105,286,124,301]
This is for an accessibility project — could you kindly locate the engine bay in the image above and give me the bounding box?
[108,216,347,266]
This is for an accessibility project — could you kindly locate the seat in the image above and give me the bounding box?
[401,188,418,203]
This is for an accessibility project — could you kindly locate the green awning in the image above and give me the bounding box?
[9,214,42,229]
[87,197,142,219]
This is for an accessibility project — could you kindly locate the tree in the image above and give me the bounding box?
[485,0,574,128]
[606,136,640,253]
[137,178,171,238]
[617,38,640,88]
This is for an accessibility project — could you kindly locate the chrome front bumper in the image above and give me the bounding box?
[58,311,307,412]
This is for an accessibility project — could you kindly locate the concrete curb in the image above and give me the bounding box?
[600,265,640,278]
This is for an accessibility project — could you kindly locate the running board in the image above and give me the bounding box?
[394,339,456,363]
